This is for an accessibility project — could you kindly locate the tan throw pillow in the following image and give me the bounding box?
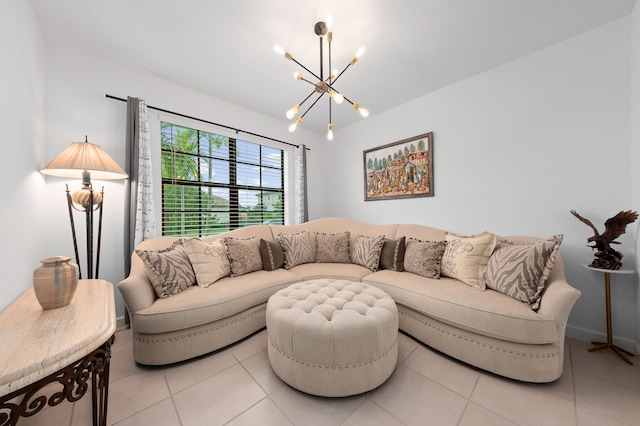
[351,235,385,271]
[279,232,314,269]
[379,237,406,272]
[223,236,263,277]
[183,238,231,287]
[441,232,497,290]
[135,240,196,298]
[404,239,447,279]
[486,235,563,310]
[315,231,351,263]
[260,239,285,271]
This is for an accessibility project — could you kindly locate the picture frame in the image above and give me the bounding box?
[363,132,433,201]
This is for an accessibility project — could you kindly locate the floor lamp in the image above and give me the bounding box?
[41,136,128,279]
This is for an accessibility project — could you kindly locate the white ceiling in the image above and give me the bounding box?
[30,0,636,135]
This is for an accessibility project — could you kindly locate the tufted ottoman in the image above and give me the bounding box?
[266,279,399,397]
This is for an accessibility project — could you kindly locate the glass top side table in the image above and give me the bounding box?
[582,264,635,365]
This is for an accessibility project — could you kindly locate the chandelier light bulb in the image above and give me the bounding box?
[293,71,302,80]
[274,44,293,60]
[350,46,366,65]
[333,92,344,104]
[289,117,302,133]
[327,123,334,141]
[285,104,300,120]
[353,103,369,118]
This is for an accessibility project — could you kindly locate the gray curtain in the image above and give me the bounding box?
[293,144,308,224]
[124,96,156,275]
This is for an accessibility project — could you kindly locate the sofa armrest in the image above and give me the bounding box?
[536,256,581,333]
[118,264,157,318]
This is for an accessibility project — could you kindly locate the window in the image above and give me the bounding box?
[161,122,285,236]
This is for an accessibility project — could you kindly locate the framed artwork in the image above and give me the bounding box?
[363,132,433,201]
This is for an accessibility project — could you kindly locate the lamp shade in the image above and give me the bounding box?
[41,138,128,180]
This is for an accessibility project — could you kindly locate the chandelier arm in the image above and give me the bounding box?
[297,90,317,109]
[342,95,355,106]
[332,62,353,85]
[328,34,332,85]
[319,35,324,81]
[299,93,325,119]
[298,76,318,87]
[290,57,322,82]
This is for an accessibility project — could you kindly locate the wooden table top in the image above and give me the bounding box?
[0,279,116,396]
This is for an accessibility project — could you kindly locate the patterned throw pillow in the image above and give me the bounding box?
[224,237,263,277]
[441,232,497,290]
[136,240,196,298]
[351,235,385,271]
[278,232,315,269]
[315,232,351,263]
[379,237,406,272]
[404,239,447,278]
[183,238,231,287]
[260,239,285,271]
[486,235,563,310]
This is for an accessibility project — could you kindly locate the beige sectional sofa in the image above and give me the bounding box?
[119,217,580,383]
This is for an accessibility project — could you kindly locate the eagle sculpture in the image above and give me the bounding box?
[570,209,638,270]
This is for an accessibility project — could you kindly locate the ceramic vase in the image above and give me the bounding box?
[33,256,79,310]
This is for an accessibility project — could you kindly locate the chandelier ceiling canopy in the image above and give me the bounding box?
[274,19,368,140]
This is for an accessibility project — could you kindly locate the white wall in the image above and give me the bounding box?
[0,1,47,311]
[327,18,637,349]
[42,44,325,319]
[631,4,640,354]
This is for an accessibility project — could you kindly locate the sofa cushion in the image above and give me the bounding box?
[351,234,385,271]
[260,239,285,271]
[224,236,263,277]
[184,238,231,287]
[279,231,315,269]
[288,262,374,282]
[136,240,196,298]
[363,270,558,345]
[486,235,563,310]
[379,237,406,272]
[404,239,447,279]
[315,231,351,263]
[134,269,301,334]
[441,232,497,291]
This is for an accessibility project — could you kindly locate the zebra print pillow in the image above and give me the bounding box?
[279,231,315,269]
[485,235,563,310]
[351,235,385,271]
[136,240,196,298]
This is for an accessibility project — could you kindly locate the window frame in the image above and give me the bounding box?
[152,113,293,236]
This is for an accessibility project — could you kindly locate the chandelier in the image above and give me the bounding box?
[274,20,368,140]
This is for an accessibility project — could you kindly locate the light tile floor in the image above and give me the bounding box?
[20,328,640,425]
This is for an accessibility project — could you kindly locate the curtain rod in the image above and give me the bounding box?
[105,94,308,150]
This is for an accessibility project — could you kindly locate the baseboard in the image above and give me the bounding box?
[116,316,129,331]
[565,324,638,354]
